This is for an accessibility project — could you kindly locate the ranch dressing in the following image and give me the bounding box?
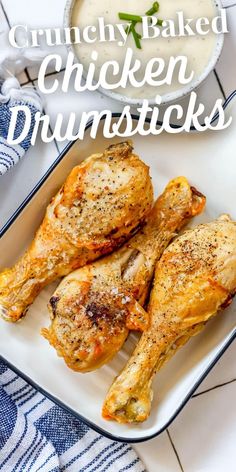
[72,0,217,99]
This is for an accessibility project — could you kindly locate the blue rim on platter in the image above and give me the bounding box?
[0,90,236,443]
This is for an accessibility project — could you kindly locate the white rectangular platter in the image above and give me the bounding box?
[1,102,236,442]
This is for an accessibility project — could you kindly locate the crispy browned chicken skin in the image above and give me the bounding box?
[42,177,205,372]
[103,215,236,423]
[0,142,153,322]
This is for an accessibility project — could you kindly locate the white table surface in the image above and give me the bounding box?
[0,1,236,471]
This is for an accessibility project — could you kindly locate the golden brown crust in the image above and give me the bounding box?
[0,142,153,322]
[42,177,205,373]
[102,216,236,423]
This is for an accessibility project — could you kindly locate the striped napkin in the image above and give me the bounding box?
[0,77,42,176]
[0,27,46,176]
[0,361,145,472]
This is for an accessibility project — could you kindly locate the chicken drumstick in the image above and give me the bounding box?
[103,215,236,423]
[42,177,205,372]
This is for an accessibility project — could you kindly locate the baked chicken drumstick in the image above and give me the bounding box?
[42,177,205,372]
[103,215,236,423]
[0,142,153,322]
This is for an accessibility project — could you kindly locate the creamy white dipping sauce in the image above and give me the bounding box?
[71,0,218,99]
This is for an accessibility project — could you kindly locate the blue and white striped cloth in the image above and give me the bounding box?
[0,77,42,176]
[0,361,145,472]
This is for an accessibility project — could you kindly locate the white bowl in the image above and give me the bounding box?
[64,0,224,106]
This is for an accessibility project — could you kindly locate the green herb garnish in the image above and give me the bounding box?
[119,2,163,49]
[130,22,142,49]
[146,1,159,16]
[119,13,142,23]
